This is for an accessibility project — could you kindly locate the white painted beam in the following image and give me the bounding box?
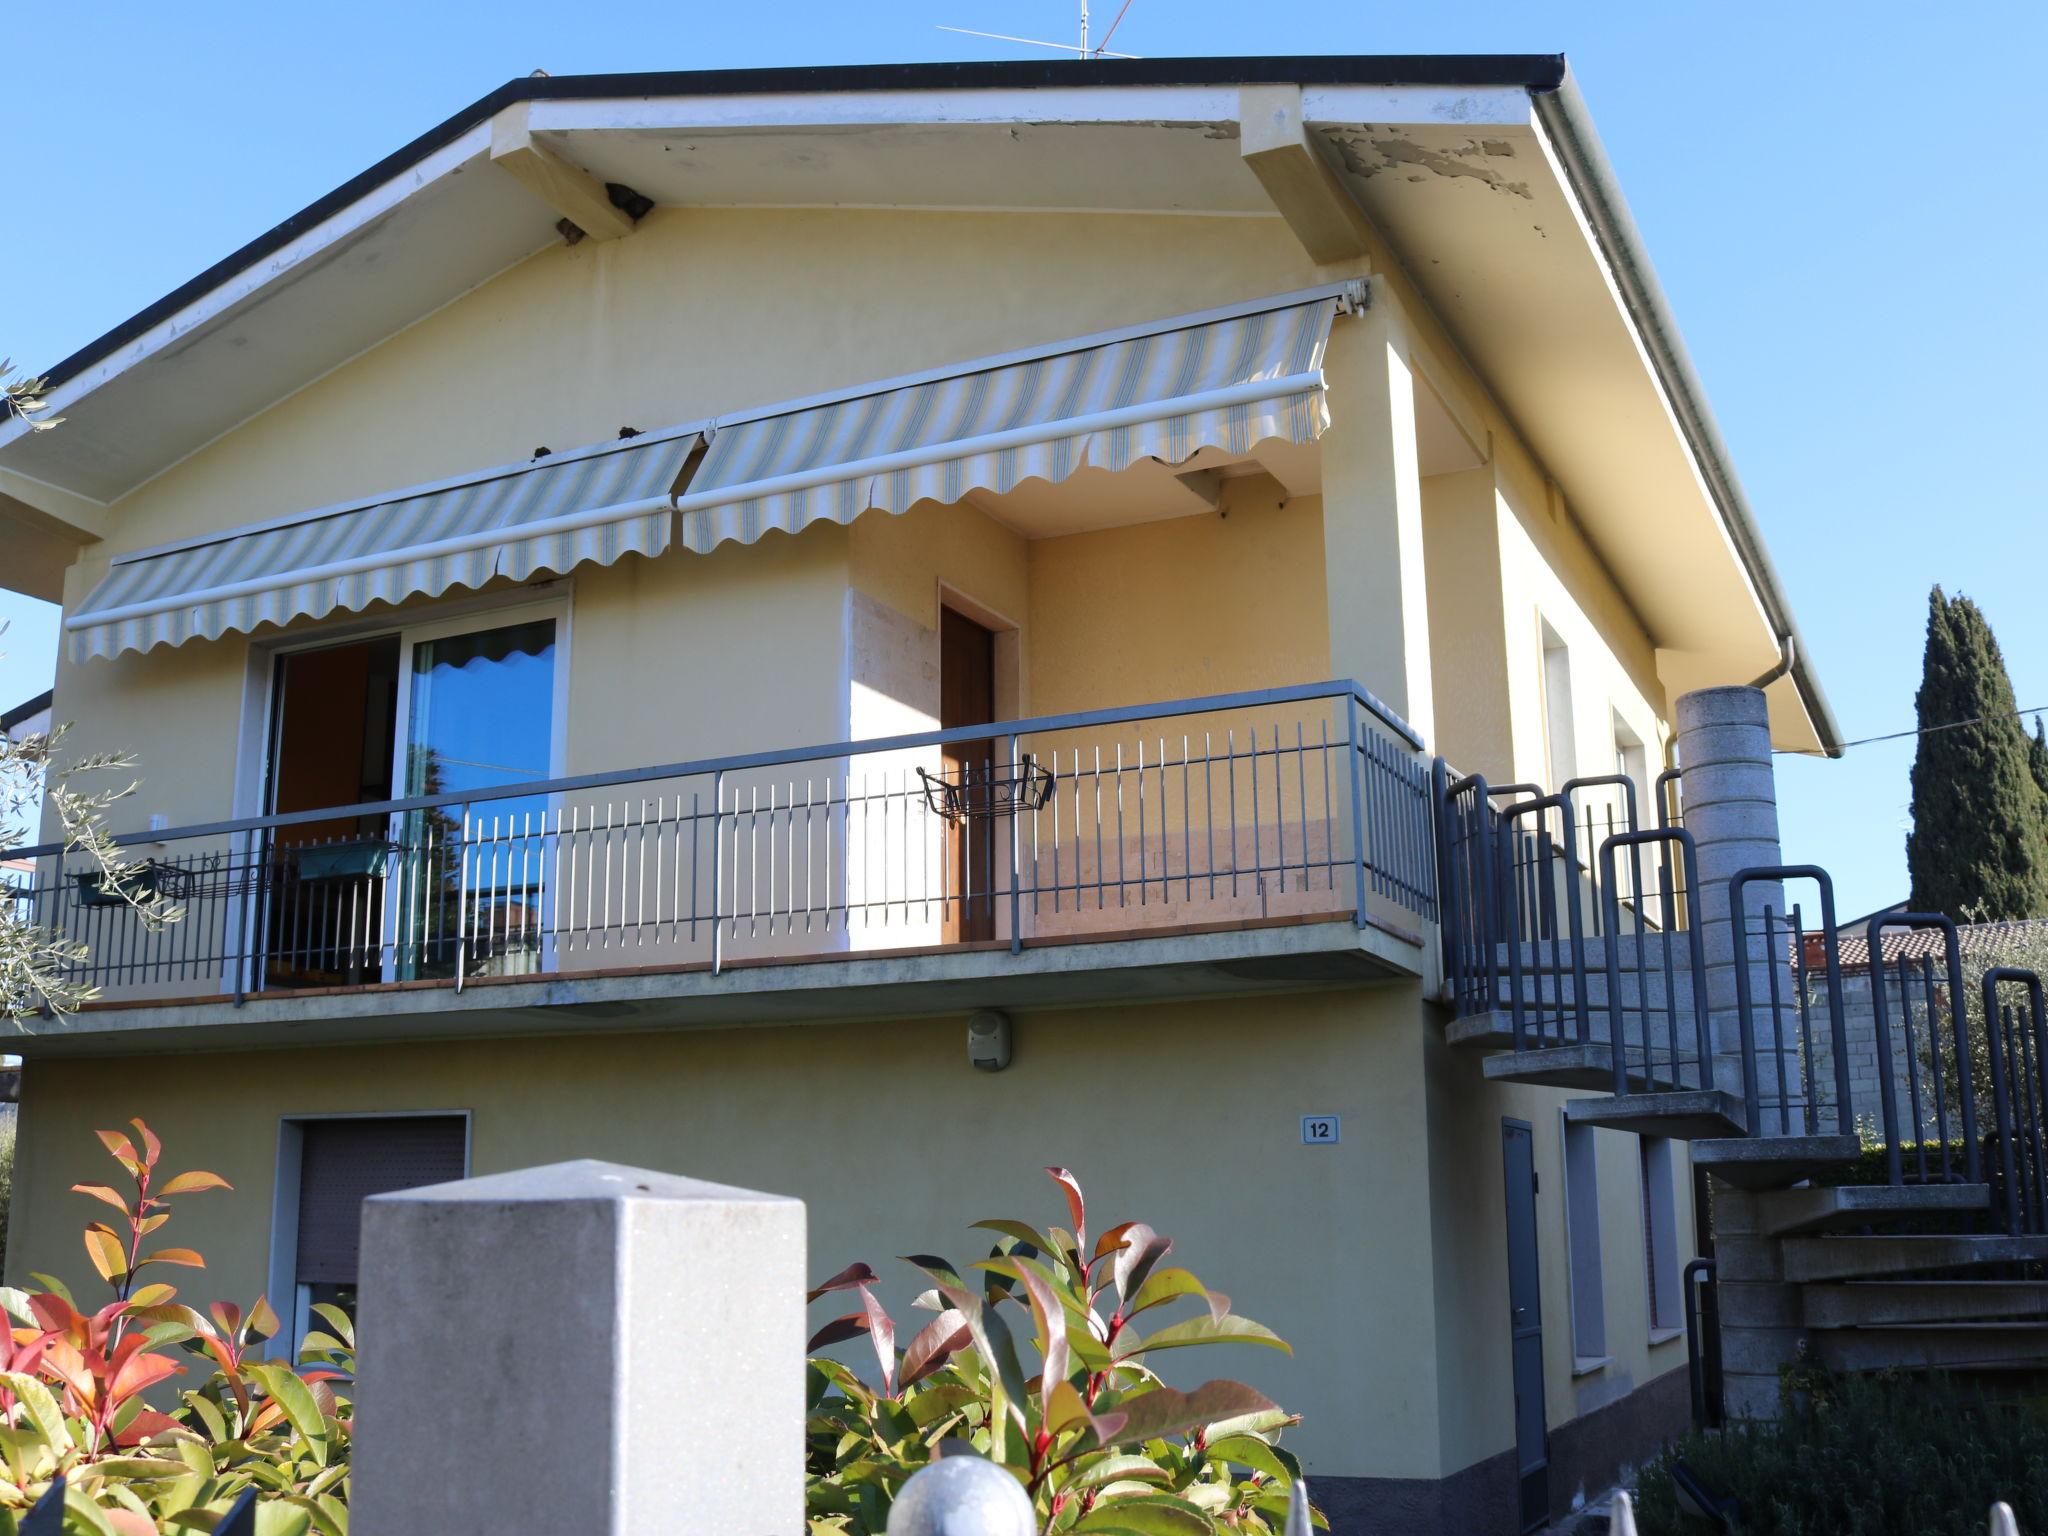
[1238,87,1369,266]
[489,103,636,242]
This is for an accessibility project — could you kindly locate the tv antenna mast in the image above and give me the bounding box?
[938,1,1142,59]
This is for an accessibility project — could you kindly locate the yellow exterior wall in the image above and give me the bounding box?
[4,987,1447,1482]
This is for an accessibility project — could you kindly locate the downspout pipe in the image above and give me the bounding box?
[1530,70,1845,757]
[1748,631,1795,691]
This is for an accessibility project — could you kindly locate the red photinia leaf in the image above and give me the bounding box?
[1093,1220,1139,1265]
[111,1406,180,1448]
[130,1119,162,1170]
[898,1308,973,1389]
[1113,1224,1172,1304]
[856,1284,897,1398]
[210,1302,242,1339]
[135,1213,169,1237]
[142,1249,205,1271]
[247,1295,281,1343]
[124,1284,178,1309]
[41,1337,96,1407]
[1097,1380,1280,1448]
[70,1183,132,1216]
[806,1313,867,1353]
[155,1170,232,1198]
[1045,1167,1088,1258]
[805,1261,879,1304]
[108,1346,181,1405]
[95,1130,141,1175]
[28,1292,85,1340]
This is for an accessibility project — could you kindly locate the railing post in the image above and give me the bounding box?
[711,769,725,976]
[233,826,260,1006]
[454,803,471,993]
[1008,734,1024,954]
[1345,695,1369,929]
[353,1161,806,1534]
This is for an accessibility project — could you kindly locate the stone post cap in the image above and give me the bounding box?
[364,1158,803,1209]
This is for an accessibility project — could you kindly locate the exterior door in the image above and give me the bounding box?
[1502,1119,1550,1532]
[940,606,997,942]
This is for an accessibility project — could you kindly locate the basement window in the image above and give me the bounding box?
[270,1113,470,1350]
[1640,1137,1682,1340]
[1560,1113,1608,1370]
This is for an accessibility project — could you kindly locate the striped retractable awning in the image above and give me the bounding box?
[675,289,1349,555]
[66,431,699,661]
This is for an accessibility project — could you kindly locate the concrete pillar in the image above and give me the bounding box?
[1320,287,1434,748]
[1675,686,1800,1127]
[1704,1183,1800,1422]
[352,1160,806,1535]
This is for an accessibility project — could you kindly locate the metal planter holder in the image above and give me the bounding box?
[916,754,1054,824]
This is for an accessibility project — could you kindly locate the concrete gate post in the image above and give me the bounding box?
[352,1159,807,1533]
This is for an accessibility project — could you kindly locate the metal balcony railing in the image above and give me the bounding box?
[3,682,1435,1009]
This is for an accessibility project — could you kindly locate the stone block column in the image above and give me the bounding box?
[1703,1186,1800,1422]
[352,1160,807,1534]
[1675,685,1802,1129]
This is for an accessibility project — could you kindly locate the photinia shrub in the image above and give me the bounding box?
[804,1167,1325,1534]
[0,1119,352,1534]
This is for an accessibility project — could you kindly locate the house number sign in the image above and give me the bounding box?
[1300,1115,1341,1145]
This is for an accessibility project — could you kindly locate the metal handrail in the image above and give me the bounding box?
[1,679,1422,862]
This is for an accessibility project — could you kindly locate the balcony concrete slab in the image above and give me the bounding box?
[17,912,1424,1057]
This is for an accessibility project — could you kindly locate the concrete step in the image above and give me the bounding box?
[1482,1042,1689,1092]
[1812,1322,2048,1373]
[1781,1233,2048,1283]
[1565,1089,1746,1140]
[1756,1183,1989,1236]
[1803,1281,2048,1329]
[1694,1134,1862,1191]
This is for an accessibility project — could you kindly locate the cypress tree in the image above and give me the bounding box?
[1906,587,2048,921]
[2031,715,2048,806]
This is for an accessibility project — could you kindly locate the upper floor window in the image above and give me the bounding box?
[1540,618,1575,792]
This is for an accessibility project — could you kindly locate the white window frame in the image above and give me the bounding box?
[1559,1110,1609,1372]
[230,584,572,995]
[267,1109,474,1358]
[1539,617,1575,793]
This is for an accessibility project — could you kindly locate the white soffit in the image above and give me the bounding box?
[1318,116,1773,662]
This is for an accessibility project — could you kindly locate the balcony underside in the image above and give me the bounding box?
[22,911,1424,1058]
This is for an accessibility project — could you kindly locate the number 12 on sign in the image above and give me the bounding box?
[1301,1115,1340,1145]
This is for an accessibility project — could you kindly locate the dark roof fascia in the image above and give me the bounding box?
[39,55,1565,391]
[1,690,53,732]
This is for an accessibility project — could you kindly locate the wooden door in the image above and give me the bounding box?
[940,607,997,942]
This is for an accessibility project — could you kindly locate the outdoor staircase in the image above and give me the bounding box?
[1447,934,2048,1403]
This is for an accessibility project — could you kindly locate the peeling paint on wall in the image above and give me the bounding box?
[1325,131,1534,200]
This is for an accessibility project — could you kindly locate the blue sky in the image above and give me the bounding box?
[5,1,2045,916]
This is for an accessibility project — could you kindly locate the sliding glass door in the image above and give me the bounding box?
[391,613,560,980]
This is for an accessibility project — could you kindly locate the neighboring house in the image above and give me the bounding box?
[0,58,1845,1532]
[1,691,52,744]
[1799,913,2048,1141]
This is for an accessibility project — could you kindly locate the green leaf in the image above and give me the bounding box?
[1072,1492,1215,1533]
[248,1364,330,1467]
[60,1493,121,1536]
[1113,1314,1290,1361]
[0,1373,74,1456]
[1071,1454,1175,1488]
[1202,1434,1291,1484]
[309,1303,355,1349]
[1124,1267,1219,1321]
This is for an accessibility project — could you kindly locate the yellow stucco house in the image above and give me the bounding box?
[0,56,1845,1532]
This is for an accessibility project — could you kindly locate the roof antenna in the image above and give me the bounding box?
[938,1,1141,58]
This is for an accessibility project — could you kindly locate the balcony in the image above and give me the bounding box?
[6,682,1436,1054]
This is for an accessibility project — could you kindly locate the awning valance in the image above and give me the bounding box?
[675,287,1351,554]
[66,431,697,661]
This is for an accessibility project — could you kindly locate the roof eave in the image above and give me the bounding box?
[1529,68,1842,757]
